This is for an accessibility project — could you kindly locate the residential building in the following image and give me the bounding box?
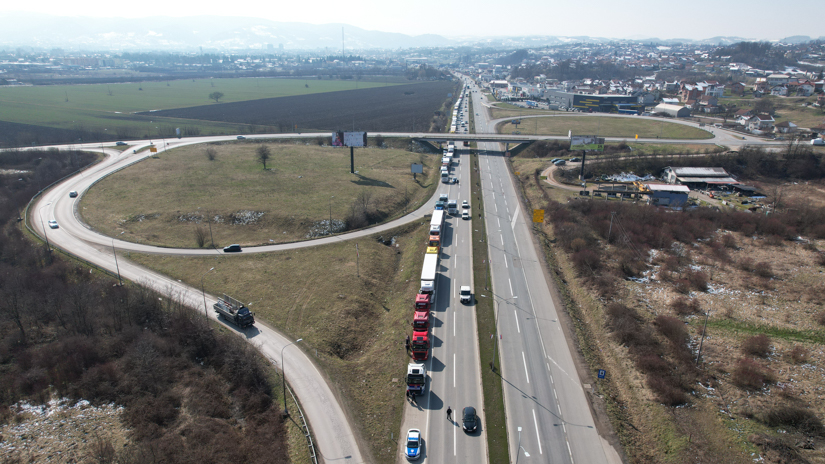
[774,121,798,134]
[747,114,775,132]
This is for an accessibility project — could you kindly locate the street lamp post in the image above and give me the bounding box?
[281,338,303,416]
[201,267,215,316]
[515,426,530,464]
[328,196,334,235]
[111,237,123,286]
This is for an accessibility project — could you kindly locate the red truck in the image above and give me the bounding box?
[413,310,430,330]
[414,293,432,311]
[411,331,429,361]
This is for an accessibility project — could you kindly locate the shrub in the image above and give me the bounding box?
[674,278,691,295]
[817,311,825,327]
[738,257,755,272]
[816,253,825,267]
[636,353,670,375]
[759,406,824,436]
[670,297,701,316]
[787,345,810,364]
[741,334,771,358]
[571,248,601,275]
[687,270,709,292]
[731,358,774,390]
[647,375,690,406]
[655,315,688,345]
[721,234,737,249]
[754,262,774,279]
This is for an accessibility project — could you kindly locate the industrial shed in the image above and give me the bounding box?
[653,103,691,118]
[641,183,690,207]
[663,166,739,188]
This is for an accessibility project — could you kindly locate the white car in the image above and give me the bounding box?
[462,210,470,220]
[48,220,59,229]
[462,200,469,209]
[405,429,422,460]
[460,286,472,304]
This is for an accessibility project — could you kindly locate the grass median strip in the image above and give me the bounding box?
[470,150,510,463]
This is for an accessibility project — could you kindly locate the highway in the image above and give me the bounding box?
[396,93,487,463]
[26,89,780,463]
[467,78,623,463]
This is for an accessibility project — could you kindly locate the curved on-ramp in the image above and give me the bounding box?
[28,135,446,464]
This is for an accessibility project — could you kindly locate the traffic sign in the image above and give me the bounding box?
[598,369,606,379]
[532,209,544,223]
[149,147,157,153]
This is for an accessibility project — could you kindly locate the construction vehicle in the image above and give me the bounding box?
[406,363,427,396]
[213,294,255,328]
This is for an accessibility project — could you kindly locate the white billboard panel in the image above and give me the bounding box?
[343,131,367,147]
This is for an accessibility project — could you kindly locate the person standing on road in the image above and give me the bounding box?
[446,406,452,421]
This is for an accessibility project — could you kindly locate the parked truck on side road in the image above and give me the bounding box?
[406,363,427,396]
[214,294,255,328]
[420,253,439,296]
[411,330,430,361]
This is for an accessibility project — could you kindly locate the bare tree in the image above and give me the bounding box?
[205,147,217,161]
[209,91,224,103]
[256,145,271,170]
[194,226,208,248]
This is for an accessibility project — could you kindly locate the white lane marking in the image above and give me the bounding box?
[522,352,530,384]
[500,234,504,245]
[454,311,456,337]
[508,278,513,296]
[504,257,508,268]
[454,420,457,456]
[511,207,519,230]
[494,202,497,212]
[497,217,500,228]
[514,310,520,333]
[533,409,543,455]
[453,352,456,388]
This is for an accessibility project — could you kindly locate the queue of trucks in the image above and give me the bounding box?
[407,188,461,396]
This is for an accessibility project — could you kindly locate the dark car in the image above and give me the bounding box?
[462,406,477,433]
[223,244,242,253]
[236,135,246,140]
[69,191,78,198]
[115,141,127,146]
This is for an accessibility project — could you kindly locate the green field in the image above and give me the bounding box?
[80,140,439,248]
[497,115,713,139]
[0,78,400,139]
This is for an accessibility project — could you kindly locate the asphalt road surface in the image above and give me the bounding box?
[26,93,780,463]
[466,77,623,464]
[396,93,487,463]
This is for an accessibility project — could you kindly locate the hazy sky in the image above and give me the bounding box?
[5,0,823,41]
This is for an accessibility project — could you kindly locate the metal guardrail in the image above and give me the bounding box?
[287,384,319,464]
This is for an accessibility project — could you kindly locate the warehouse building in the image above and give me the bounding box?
[653,103,691,118]
[663,166,739,188]
[544,90,641,113]
[639,183,690,207]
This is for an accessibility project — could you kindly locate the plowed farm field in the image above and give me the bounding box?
[141,81,458,132]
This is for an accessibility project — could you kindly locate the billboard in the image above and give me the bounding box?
[570,135,605,151]
[410,163,424,174]
[332,131,367,147]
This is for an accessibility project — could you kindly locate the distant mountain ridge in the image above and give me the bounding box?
[1,13,822,52]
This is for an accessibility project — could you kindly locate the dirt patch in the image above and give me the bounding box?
[1,397,130,463]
